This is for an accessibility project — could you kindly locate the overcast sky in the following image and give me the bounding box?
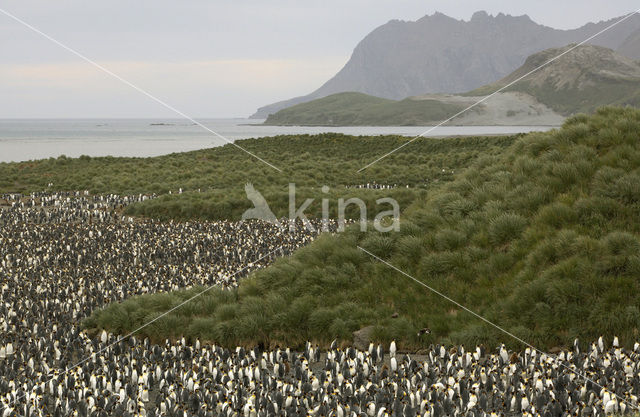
[1,1,638,118]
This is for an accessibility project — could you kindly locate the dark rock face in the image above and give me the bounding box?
[251,11,640,118]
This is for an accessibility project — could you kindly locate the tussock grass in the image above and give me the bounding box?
[85,107,640,351]
[0,133,514,222]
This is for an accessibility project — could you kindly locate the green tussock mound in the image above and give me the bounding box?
[85,107,640,350]
[264,92,465,126]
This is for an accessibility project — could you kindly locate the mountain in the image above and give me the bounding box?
[264,45,640,126]
[618,27,640,60]
[251,11,640,118]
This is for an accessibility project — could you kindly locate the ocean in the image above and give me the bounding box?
[0,118,554,163]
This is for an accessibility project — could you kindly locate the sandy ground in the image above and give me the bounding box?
[412,92,565,126]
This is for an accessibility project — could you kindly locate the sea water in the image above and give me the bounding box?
[0,118,554,163]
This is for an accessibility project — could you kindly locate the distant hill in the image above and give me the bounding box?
[263,92,466,126]
[264,45,640,126]
[468,44,640,115]
[263,90,564,127]
[251,11,640,118]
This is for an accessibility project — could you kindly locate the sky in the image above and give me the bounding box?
[0,1,638,118]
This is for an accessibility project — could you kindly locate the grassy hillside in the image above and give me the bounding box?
[264,92,465,126]
[0,133,515,221]
[85,107,640,350]
[468,44,640,115]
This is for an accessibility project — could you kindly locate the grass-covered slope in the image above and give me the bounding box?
[468,44,640,115]
[264,92,465,126]
[0,133,514,221]
[85,107,640,350]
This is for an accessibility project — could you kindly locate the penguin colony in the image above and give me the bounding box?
[345,184,402,190]
[1,192,640,417]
